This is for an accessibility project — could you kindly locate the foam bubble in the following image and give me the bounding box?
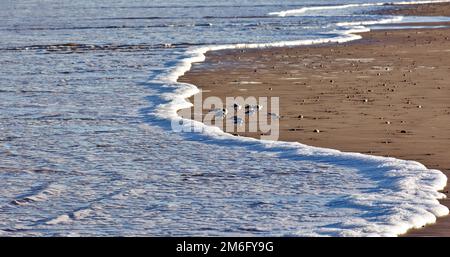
[149,2,449,236]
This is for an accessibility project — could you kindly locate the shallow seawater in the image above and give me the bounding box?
[0,0,448,236]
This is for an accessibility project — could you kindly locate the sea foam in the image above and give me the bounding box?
[268,0,450,17]
[152,0,450,236]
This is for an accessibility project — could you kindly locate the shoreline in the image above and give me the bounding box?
[373,1,450,16]
[178,3,450,236]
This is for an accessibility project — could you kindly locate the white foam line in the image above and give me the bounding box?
[269,3,385,17]
[337,16,404,27]
[268,0,450,17]
[151,2,449,236]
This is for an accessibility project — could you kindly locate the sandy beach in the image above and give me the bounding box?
[377,2,450,16]
[179,3,450,236]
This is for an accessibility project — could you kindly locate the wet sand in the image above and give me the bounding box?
[376,2,450,16]
[179,4,450,236]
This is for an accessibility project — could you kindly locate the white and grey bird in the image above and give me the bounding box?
[232,116,244,125]
[268,112,280,119]
[244,104,263,115]
[213,108,228,118]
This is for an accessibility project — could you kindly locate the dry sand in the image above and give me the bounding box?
[179,3,450,236]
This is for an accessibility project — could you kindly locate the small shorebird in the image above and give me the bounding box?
[232,116,244,125]
[213,108,228,118]
[244,104,263,115]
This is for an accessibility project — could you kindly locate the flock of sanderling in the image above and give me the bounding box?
[211,103,279,126]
